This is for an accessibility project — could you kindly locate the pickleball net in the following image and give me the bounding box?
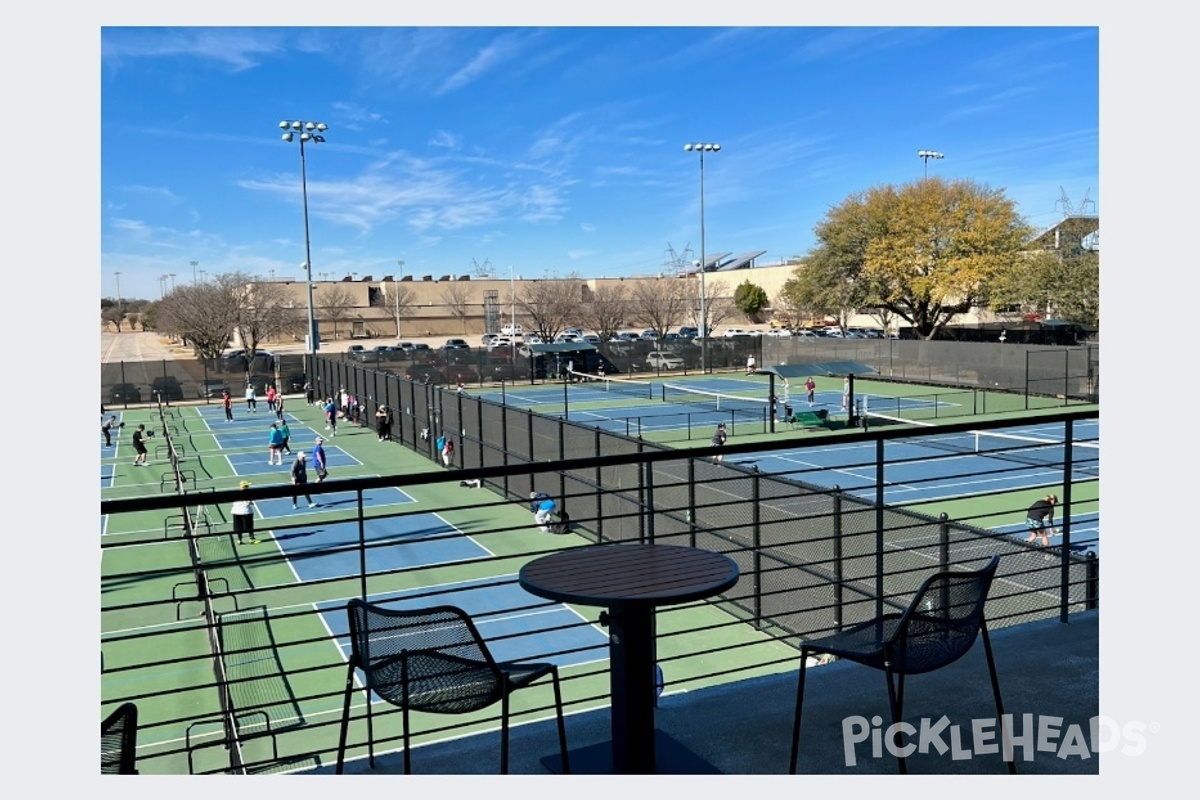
[661,382,774,416]
[566,369,657,399]
[863,398,1100,479]
[156,396,248,772]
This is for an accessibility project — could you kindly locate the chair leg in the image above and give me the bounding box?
[789,649,811,774]
[551,667,570,775]
[402,704,411,775]
[884,667,907,774]
[335,662,356,774]
[500,692,510,774]
[980,623,1017,774]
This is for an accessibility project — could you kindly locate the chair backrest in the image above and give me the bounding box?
[101,702,138,774]
[887,556,1001,675]
[346,599,504,714]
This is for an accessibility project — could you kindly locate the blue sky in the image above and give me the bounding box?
[99,26,1098,301]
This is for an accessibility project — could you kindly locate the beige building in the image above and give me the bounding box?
[253,214,1097,344]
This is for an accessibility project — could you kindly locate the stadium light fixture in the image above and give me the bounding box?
[280,120,328,354]
[684,142,720,373]
[918,149,944,179]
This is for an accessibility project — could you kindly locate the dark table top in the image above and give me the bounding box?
[518,543,739,608]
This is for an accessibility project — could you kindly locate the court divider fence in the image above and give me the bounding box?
[101,363,1098,774]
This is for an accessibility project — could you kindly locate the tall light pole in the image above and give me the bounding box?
[190,260,199,284]
[158,274,167,299]
[918,149,944,179]
[684,142,720,373]
[280,119,328,355]
[114,271,123,315]
[509,265,516,333]
[168,273,177,291]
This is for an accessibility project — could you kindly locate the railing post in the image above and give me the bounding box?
[1085,553,1099,610]
[832,485,843,631]
[752,469,762,628]
[938,512,951,570]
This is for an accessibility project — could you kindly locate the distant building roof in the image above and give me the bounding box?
[1027,215,1100,252]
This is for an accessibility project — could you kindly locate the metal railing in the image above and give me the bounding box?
[101,388,1098,775]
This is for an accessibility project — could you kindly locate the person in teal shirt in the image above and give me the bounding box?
[267,423,285,465]
[278,420,292,454]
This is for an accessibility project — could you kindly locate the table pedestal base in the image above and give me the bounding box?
[540,730,722,775]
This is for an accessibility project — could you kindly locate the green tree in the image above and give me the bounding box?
[809,177,1033,339]
[733,281,770,322]
[988,250,1099,327]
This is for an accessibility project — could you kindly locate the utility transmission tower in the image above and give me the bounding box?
[470,258,495,278]
[664,242,695,275]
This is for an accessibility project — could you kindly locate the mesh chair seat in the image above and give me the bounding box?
[790,556,1015,774]
[806,612,985,676]
[336,600,569,774]
[101,702,139,775]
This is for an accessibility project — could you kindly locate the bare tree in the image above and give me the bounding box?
[102,305,126,332]
[155,280,241,359]
[577,282,628,342]
[315,285,356,340]
[381,281,415,337]
[228,274,301,360]
[628,278,692,338]
[690,277,736,334]
[441,282,473,333]
[518,274,584,342]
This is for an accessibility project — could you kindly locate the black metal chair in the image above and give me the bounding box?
[335,599,570,774]
[101,702,139,774]
[789,555,1015,774]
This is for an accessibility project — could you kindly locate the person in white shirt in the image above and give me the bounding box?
[231,481,258,544]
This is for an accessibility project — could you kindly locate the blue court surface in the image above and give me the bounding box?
[319,578,609,671]
[270,514,495,582]
[255,486,413,517]
[224,443,362,478]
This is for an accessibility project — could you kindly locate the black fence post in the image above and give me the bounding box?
[1085,553,1099,610]
[938,512,951,570]
[832,485,843,631]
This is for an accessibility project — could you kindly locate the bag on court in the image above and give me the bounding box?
[549,510,570,535]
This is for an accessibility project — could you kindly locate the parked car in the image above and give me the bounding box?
[150,376,184,402]
[479,334,497,347]
[441,338,470,350]
[583,334,601,346]
[765,328,793,337]
[677,326,699,339]
[646,350,685,370]
[794,330,819,339]
[405,363,445,385]
[221,349,276,372]
[488,337,515,351]
[554,333,582,344]
[723,327,752,338]
[563,327,583,337]
[198,379,228,399]
[347,344,367,356]
[443,364,481,384]
[394,341,416,355]
[640,330,659,341]
[109,383,142,404]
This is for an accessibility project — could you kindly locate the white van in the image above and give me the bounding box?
[501,324,523,336]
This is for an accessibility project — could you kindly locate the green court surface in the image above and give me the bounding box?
[100,397,797,774]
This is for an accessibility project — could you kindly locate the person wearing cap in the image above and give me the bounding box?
[710,422,727,463]
[231,481,259,544]
[290,451,318,510]
[312,437,328,483]
[1024,493,1058,547]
